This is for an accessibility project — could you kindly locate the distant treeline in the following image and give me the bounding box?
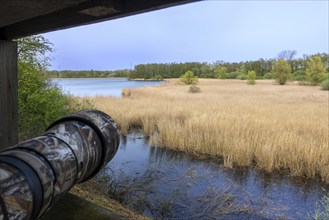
[47,52,328,80]
[130,52,328,80]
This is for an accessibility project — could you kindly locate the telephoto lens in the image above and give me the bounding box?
[0,110,119,220]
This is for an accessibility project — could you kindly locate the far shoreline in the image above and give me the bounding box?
[50,77,165,83]
[50,77,127,80]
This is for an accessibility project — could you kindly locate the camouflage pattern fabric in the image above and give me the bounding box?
[0,110,119,220]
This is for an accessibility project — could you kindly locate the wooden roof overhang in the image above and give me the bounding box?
[0,0,199,40]
[0,0,200,150]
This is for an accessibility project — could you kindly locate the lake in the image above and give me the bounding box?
[52,78,163,97]
[54,78,329,219]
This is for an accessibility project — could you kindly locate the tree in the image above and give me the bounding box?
[277,50,297,72]
[180,71,198,85]
[321,79,329,90]
[277,50,297,61]
[215,66,228,79]
[246,70,256,85]
[17,35,92,140]
[17,35,53,68]
[272,59,292,85]
[305,56,325,85]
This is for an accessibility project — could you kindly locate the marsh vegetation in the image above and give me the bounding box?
[94,79,329,183]
[17,35,328,218]
[75,131,329,219]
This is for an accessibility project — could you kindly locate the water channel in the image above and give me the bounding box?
[54,78,329,219]
[97,131,328,219]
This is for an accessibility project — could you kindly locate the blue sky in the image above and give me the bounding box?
[44,0,329,71]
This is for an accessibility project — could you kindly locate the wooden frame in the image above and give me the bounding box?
[0,0,199,149]
[0,40,18,150]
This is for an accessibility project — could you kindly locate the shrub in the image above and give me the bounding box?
[292,69,305,77]
[18,62,94,140]
[246,71,256,85]
[306,56,325,85]
[319,73,329,83]
[226,71,240,79]
[320,79,329,90]
[294,75,307,81]
[180,71,198,85]
[215,66,228,79]
[272,59,292,85]
[17,36,93,140]
[236,74,247,80]
[263,72,273,79]
[188,85,201,93]
[151,74,163,81]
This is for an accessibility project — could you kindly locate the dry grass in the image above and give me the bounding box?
[70,184,149,220]
[93,79,329,183]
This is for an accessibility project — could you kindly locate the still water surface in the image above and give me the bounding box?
[54,78,328,219]
[100,131,329,219]
[52,78,162,97]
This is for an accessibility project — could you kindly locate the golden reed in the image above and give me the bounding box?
[93,79,329,183]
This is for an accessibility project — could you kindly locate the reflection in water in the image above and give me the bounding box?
[99,131,329,219]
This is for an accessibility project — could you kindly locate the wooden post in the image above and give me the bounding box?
[0,40,18,150]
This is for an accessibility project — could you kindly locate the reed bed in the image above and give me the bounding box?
[93,79,329,183]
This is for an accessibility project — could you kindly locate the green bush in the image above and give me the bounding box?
[247,71,256,85]
[306,56,325,85]
[263,72,273,79]
[17,36,93,140]
[236,74,247,80]
[272,59,292,85]
[226,71,240,79]
[319,73,329,83]
[292,69,305,77]
[18,61,94,140]
[188,85,201,93]
[215,66,228,79]
[180,71,198,85]
[320,79,329,90]
[294,75,307,81]
[151,74,163,81]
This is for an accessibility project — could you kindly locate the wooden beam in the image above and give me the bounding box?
[0,0,199,40]
[0,0,122,40]
[0,40,18,150]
